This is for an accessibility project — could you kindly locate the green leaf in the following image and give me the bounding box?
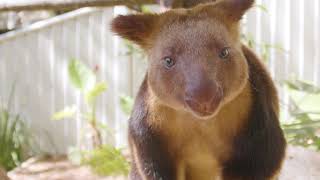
[281,79,320,150]
[285,79,320,94]
[68,59,96,92]
[119,95,134,115]
[141,6,152,13]
[288,90,320,119]
[82,145,130,176]
[52,105,77,120]
[85,82,107,104]
[0,106,29,170]
[254,4,269,14]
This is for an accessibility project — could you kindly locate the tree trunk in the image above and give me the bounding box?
[90,122,103,149]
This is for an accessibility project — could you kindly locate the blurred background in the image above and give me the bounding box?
[0,0,319,179]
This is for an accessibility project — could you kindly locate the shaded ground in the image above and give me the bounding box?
[8,156,125,180]
[6,146,320,180]
[279,146,320,180]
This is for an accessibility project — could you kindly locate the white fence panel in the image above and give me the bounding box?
[0,7,133,154]
[0,0,319,154]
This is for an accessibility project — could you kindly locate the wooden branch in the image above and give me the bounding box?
[0,0,157,12]
[0,0,217,12]
[171,0,216,8]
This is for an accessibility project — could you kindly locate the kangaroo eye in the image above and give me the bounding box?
[163,57,175,69]
[219,47,230,59]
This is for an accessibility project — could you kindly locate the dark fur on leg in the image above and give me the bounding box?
[128,77,176,180]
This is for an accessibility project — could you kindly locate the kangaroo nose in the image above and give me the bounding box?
[185,81,222,117]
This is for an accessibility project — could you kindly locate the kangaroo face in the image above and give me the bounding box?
[147,16,248,118]
[112,0,254,119]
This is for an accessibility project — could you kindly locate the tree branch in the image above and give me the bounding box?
[171,0,216,8]
[0,0,157,12]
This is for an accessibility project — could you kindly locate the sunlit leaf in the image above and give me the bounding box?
[285,79,320,94]
[81,145,130,176]
[141,6,152,13]
[52,105,77,120]
[119,95,134,115]
[68,59,96,92]
[254,4,269,14]
[288,90,320,119]
[85,82,107,104]
[0,103,29,170]
[281,79,320,150]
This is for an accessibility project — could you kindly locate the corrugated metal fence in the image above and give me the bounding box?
[0,1,319,154]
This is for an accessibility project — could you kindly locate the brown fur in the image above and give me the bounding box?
[111,0,286,179]
[147,81,252,180]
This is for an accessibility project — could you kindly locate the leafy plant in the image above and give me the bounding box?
[254,4,269,14]
[53,59,129,176]
[53,59,107,148]
[0,85,31,171]
[0,108,25,170]
[67,145,130,177]
[120,95,134,116]
[82,145,130,176]
[281,79,320,150]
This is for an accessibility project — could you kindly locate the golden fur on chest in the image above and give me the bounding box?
[147,82,252,179]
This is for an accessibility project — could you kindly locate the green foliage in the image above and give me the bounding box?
[52,105,77,121]
[53,60,107,121]
[0,108,25,170]
[254,4,269,14]
[0,86,31,171]
[67,144,130,176]
[54,59,130,176]
[68,59,96,92]
[53,60,107,147]
[120,95,134,116]
[285,79,320,94]
[86,82,107,105]
[140,5,153,13]
[281,79,320,150]
[82,145,130,176]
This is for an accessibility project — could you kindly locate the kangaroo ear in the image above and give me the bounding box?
[214,0,254,21]
[111,14,159,48]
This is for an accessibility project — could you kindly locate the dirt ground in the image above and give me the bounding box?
[7,155,125,180]
[279,146,320,180]
[5,146,320,180]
